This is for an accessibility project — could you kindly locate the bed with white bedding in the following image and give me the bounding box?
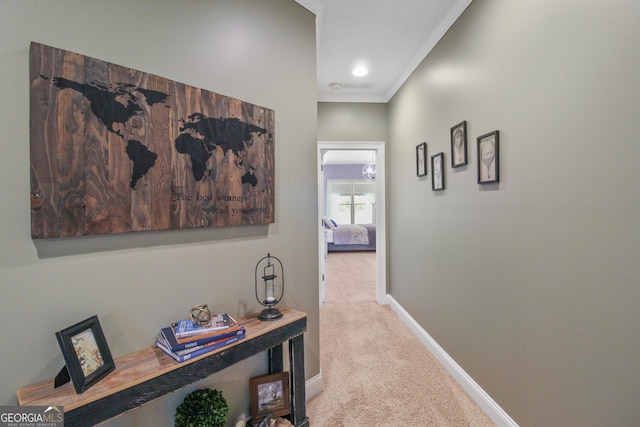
[325,221,376,251]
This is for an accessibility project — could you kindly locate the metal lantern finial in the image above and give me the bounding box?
[255,253,284,321]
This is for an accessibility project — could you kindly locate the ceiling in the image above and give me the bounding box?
[296,0,473,103]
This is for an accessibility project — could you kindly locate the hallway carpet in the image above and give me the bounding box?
[307,251,495,426]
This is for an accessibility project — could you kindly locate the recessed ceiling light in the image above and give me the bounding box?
[352,66,368,77]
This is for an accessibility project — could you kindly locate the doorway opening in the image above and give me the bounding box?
[317,141,387,306]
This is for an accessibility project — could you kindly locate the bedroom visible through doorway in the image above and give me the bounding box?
[317,141,387,307]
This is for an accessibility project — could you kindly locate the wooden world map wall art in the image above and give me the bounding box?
[30,42,275,238]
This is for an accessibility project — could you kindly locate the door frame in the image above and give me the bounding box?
[317,141,387,305]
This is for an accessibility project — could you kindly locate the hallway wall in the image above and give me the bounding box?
[387,1,640,425]
[0,1,318,425]
[318,102,388,142]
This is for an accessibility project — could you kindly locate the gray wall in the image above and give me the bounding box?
[318,102,388,142]
[388,1,640,426]
[0,1,318,426]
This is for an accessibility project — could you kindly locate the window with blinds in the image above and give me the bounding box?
[327,180,376,225]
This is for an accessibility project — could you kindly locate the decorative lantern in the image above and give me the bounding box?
[255,253,284,321]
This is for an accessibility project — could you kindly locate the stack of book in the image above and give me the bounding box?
[157,313,245,362]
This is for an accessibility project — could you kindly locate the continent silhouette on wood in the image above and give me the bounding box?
[175,114,267,182]
[50,76,166,189]
[30,42,275,238]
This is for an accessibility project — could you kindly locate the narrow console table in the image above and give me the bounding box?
[17,307,309,427]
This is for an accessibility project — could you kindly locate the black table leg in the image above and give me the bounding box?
[288,334,309,427]
[268,344,284,374]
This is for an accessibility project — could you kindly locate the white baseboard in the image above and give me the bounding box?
[305,372,323,401]
[388,295,518,427]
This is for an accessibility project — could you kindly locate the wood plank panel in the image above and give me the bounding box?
[83,56,111,235]
[168,79,186,230]
[108,118,133,234]
[120,66,152,232]
[30,43,61,238]
[173,83,203,229]
[198,90,224,227]
[30,42,275,238]
[57,50,86,238]
[263,108,276,222]
[148,74,172,231]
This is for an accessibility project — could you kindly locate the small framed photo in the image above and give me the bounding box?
[431,152,445,191]
[56,315,115,394]
[477,130,500,183]
[416,142,427,177]
[250,372,291,423]
[450,121,467,167]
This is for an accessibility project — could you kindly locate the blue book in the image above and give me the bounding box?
[160,325,245,352]
[157,332,245,363]
[174,313,237,338]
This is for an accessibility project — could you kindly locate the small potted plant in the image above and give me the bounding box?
[174,388,229,427]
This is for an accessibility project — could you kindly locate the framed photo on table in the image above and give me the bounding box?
[450,121,467,167]
[416,142,427,177]
[477,130,500,184]
[431,152,445,191]
[55,315,115,394]
[250,372,291,423]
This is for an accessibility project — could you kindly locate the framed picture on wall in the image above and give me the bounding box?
[431,152,445,191]
[416,142,427,177]
[55,315,115,394]
[477,130,500,184]
[450,121,467,167]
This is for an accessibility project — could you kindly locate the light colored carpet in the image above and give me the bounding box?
[307,251,495,427]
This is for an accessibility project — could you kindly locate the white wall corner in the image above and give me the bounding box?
[306,372,323,402]
[387,295,519,427]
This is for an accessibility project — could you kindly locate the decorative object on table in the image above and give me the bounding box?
[54,315,115,394]
[255,254,284,321]
[174,388,228,427]
[450,120,467,167]
[235,413,292,427]
[416,142,428,177]
[257,413,277,427]
[235,412,249,427]
[255,413,274,427]
[30,42,275,239]
[477,130,500,184]
[431,152,445,191]
[189,304,212,326]
[177,312,236,338]
[250,372,291,424]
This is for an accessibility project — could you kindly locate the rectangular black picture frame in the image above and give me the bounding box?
[431,152,445,191]
[477,130,500,184]
[56,315,115,394]
[450,120,467,167]
[416,142,427,177]
[250,371,291,423]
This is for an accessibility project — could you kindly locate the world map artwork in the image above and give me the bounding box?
[30,42,275,238]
